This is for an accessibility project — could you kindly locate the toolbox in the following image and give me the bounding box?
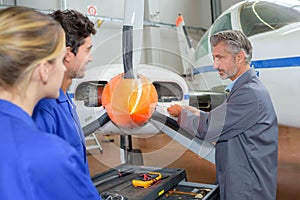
[92,164,187,200]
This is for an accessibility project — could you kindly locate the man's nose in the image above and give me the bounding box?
[87,53,93,62]
[213,62,218,70]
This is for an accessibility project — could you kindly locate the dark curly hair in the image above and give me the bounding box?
[50,10,96,55]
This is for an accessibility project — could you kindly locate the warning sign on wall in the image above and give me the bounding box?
[87,5,97,15]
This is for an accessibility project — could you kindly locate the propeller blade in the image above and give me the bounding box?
[82,110,110,137]
[151,111,216,164]
[122,0,144,78]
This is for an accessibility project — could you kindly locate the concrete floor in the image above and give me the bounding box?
[87,125,300,200]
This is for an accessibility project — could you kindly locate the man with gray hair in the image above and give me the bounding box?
[168,30,278,200]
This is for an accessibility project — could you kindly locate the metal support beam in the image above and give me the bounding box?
[211,0,222,23]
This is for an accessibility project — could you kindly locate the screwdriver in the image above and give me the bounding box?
[93,169,134,187]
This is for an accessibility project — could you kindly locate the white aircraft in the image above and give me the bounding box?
[69,0,217,164]
[176,0,300,128]
[70,0,189,137]
[70,0,300,164]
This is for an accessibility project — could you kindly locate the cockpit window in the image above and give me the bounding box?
[195,31,209,60]
[210,13,232,35]
[240,1,300,37]
[195,13,232,60]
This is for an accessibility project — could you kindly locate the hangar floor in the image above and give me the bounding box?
[87,125,300,200]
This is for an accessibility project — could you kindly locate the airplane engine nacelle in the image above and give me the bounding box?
[102,73,158,128]
[69,64,190,135]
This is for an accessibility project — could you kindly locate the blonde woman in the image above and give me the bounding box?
[0,6,100,200]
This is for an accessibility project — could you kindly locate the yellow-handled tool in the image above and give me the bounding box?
[132,172,162,188]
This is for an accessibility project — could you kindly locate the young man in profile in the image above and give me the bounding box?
[33,10,96,175]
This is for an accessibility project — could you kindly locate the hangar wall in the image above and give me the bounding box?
[1,0,241,74]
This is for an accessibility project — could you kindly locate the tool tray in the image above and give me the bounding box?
[92,164,186,200]
[158,181,219,200]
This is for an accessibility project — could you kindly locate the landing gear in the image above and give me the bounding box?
[120,135,144,165]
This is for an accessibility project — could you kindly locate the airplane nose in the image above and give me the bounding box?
[102,73,158,128]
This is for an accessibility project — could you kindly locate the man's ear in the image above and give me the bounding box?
[64,47,73,62]
[236,51,245,64]
[37,61,49,85]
